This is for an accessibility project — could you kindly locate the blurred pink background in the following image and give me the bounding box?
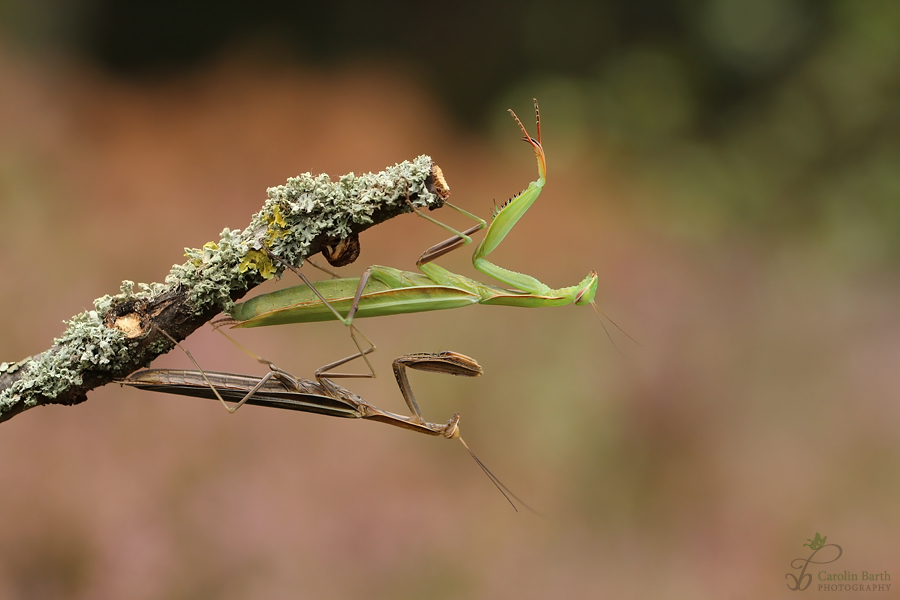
[1,8,899,597]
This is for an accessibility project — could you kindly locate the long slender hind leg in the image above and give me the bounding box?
[267,251,378,379]
[389,350,536,513]
[155,326,289,413]
[393,176,487,267]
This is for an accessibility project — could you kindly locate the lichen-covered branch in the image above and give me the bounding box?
[0,155,450,424]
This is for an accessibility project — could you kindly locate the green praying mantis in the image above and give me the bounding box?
[118,99,611,512]
[220,99,624,372]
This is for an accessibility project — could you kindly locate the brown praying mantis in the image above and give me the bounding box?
[121,340,532,511]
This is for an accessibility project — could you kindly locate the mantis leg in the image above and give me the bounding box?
[410,203,486,264]
[468,99,554,294]
[387,350,534,513]
[273,254,378,378]
[304,256,342,279]
[385,352,527,512]
[391,351,482,423]
[412,100,555,296]
[388,176,488,266]
[157,325,377,414]
[387,172,486,265]
[156,326,287,413]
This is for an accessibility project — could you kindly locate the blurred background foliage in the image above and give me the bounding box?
[3,0,900,261]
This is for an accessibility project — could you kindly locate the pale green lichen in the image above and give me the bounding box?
[0,359,29,375]
[0,156,438,414]
[170,154,438,312]
[253,154,438,268]
[0,310,131,410]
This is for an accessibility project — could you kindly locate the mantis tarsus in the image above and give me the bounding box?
[121,349,532,512]
[220,99,620,373]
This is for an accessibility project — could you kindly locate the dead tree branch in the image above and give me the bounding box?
[0,156,450,424]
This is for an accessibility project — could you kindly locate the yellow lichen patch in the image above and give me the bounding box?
[238,249,277,279]
[185,241,219,267]
[265,205,290,244]
[272,205,287,228]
